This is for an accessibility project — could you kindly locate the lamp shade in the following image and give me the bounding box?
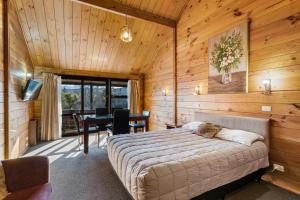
[120,25,133,43]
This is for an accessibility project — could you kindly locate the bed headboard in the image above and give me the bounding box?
[194,112,270,149]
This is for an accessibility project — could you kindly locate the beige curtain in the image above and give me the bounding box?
[128,80,139,114]
[41,73,62,141]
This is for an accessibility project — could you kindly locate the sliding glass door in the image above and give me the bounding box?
[61,79,82,135]
[61,76,128,136]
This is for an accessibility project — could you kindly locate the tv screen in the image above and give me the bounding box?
[22,79,42,101]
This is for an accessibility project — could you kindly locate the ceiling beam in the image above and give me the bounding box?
[34,66,141,80]
[73,0,176,28]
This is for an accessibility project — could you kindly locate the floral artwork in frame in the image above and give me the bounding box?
[208,21,249,94]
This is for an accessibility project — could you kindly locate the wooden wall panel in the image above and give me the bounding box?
[0,0,4,160]
[175,0,300,193]
[8,1,33,158]
[144,28,175,130]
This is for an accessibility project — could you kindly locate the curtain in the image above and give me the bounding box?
[128,80,139,114]
[41,73,62,141]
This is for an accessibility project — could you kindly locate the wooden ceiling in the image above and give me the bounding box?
[116,0,188,21]
[11,0,189,74]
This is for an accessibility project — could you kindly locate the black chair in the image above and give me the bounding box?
[95,108,108,116]
[95,107,110,131]
[107,109,130,135]
[72,113,101,149]
[130,111,150,133]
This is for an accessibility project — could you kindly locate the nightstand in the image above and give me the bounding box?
[165,123,182,129]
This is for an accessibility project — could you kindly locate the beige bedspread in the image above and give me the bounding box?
[107,128,269,200]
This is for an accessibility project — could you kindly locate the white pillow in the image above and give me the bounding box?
[215,128,264,146]
[0,165,8,199]
[182,121,205,131]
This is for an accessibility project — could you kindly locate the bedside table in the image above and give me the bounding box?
[165,123,182,129]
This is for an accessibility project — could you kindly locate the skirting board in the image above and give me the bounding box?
[262,173,300,196]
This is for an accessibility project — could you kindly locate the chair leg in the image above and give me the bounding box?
[106,131,110,143]
[97,132,100,148]
[78,135,81,150]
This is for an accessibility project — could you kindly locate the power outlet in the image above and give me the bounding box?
[261,106,272,112]
[273,164,285,172]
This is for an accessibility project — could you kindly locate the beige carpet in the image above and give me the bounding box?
[25,135,300,200]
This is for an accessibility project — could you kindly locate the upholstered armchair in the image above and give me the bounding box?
[1,156,52,200]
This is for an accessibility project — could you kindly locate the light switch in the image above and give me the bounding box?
[261,106,272,112]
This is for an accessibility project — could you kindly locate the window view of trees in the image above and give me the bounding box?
[61,77,128,136]
[83,80,107,111]
[61,84,81,111]
[111,87,127,108]
[92,85,107,109]
[111,81,128,111]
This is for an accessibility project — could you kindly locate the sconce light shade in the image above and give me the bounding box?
[262,79,271,95]
[26,72,32,79]
[162,89,167,96]
[193,85,202,96]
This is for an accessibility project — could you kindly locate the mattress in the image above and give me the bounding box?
[107,128,269,200]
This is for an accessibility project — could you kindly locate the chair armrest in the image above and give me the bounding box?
[1,156,49,193]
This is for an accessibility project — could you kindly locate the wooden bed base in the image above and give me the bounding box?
[192,168,267,200]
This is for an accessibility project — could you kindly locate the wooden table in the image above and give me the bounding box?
[82,114,149,154]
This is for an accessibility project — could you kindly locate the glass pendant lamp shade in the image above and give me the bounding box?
[120,24,133,43]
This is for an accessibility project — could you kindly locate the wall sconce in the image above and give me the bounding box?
[262,79,271,95]
[193,85,202,95]
[26,72,32,79]
[162,89,167,96]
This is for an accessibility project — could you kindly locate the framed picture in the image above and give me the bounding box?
[208,21,249,94]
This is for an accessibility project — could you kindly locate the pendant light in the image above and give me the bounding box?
[120,10,133,42]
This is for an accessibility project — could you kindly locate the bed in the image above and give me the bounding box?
[107,112,270,200]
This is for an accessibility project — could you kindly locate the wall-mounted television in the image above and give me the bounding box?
[22,79,42,101]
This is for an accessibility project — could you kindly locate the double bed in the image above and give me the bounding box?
[107,112,270,200]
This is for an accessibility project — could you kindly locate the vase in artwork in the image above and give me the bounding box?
[221,69,232,84]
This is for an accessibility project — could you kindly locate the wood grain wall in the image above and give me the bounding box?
[175,0,300,193]
[8,1,33,158]
[0,0,4,160]
[144,28,175,130]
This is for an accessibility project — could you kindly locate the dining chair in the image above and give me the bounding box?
[95,107,110,132]
[72,113,101,149]
[95,107,108,116]
[129,111,150,133]
[107,109,130,135]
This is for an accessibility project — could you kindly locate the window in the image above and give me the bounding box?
[61,79,82,135]
[83,80,107,113]
[60,76,128,136]
[111,81,128,113]
[61,79,82,114]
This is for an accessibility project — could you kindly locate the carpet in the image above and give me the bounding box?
[25,136,300,200]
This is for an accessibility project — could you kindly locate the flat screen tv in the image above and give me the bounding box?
[22,79,42,101]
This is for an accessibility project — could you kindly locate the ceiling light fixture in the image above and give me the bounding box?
[120,14,133,43]
[120,24,132,42]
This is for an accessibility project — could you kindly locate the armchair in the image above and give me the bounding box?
[1,156,52,200]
